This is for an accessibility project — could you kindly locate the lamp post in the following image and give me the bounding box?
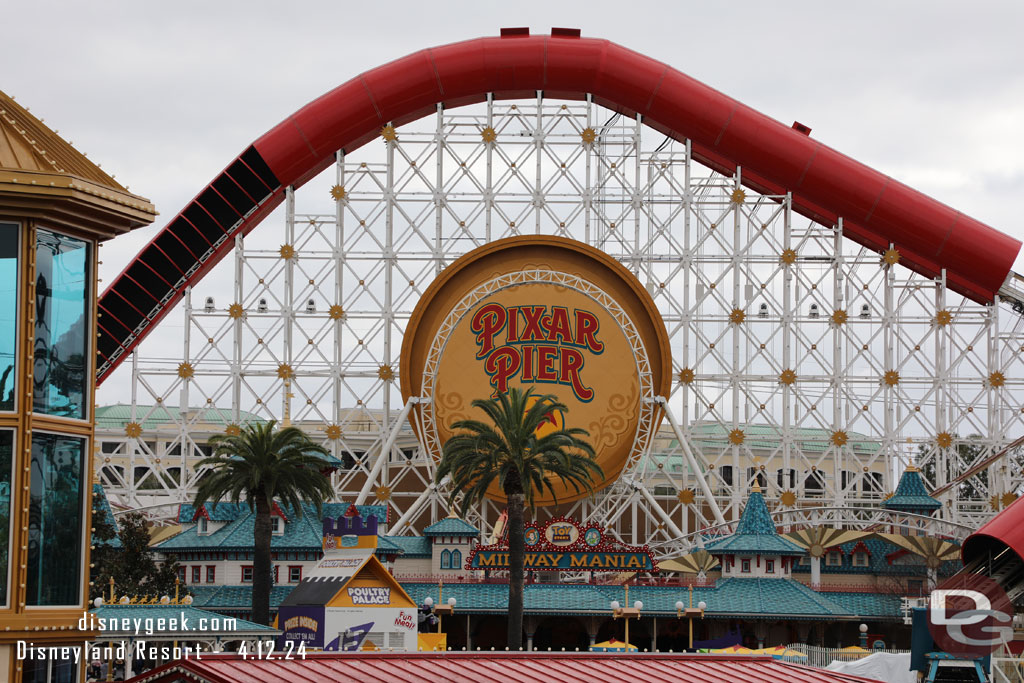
[426,581,457,634]
[611,584,642,650]
[675,584,706,651]
[859,623,868,649]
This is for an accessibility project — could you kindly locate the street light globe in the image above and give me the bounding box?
[859,623,868,633]
[424,597,434,607]
[448,597,457,607]
[610,600,620,611]
[697,601,707,611]
[675,601,685,611]
[634,600,643,610]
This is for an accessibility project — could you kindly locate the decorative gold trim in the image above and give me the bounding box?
[780,248,797,265]
[330,185,347,201]
[678,367,695,384]
[381,124,398,142]
[779,369,797,386]
[375,486,392,501]
[176,362,194,379]
[328,304,346,320]
[580,127,597,144]
[124,422,142,438]
[677,489,695,505]
[481,127,497,143]
[277,363,294,380]
[730,188,746,204]
[935,309,952,326]
[377,364,395,381]
[325,424,342,440]
[1002,492,1018,507]
[228,302,244,319]
[225,424,241,436]
[882,248,900,266]
[883,370,900,386]
[989,371,1006,388]
[830,430,848,447]
[831,309,848,326]
[729,308,745,324]
[279,244,296,260]
[936,432,953,448]
[780,490,797,507]
[728,428,745,445]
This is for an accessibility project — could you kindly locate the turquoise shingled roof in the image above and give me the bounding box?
[423,517,480,537]
[92,484,122,549]
[704,490,804,556]
[374,535,404,554]
[91,603,276,634]
[382,535,432,557]
[159,502,387,551]
[188,585,295,612]
[95,403,265,431]
[884,467,941,512]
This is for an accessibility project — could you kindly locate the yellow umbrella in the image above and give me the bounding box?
[590,639,638,652]
[711,644,754,654]
[754,646,808,660]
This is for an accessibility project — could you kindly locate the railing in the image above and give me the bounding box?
[785,643,910,670]
[392,573,715,588]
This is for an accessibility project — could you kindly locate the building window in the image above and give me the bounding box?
[765,559,775,573]
[206,566,216,583]
[273,517,284,535]
[289,566,302,583]
[826,551,842,566]
[191,566,201,583]
[441,549,451,569]
[27,433,86,606]
[177,567,186,584]
[0,223,18,412]
[33,229,91,420]
[451,549,462,570]
[197,517,208,535]
[741,559,751,573]
[853,552,869,567]
[274,565,279,583]
[0,430,11,606]
[242,566,253,583]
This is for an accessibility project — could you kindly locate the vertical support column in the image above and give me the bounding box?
[988,295,1001,502]
[231,234,244,431]
[833,220,844,508]
[333,151,346,477]
[129,350,140,504]
[884,243,895,494]
[584,95,593,245]
[731,171,742,516]
[180,287,192,499]
[283,187,295,424]
[485,94,494,243]
[632,113,642,276]
[935,270,949,520]
[782,193,794,503]
[382,125,396,488]
[434,104,444,276]
[534,91,543,235]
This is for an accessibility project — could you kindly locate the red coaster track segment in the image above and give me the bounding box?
[96,28,1021,384]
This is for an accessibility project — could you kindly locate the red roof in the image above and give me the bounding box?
[126,652,880,683]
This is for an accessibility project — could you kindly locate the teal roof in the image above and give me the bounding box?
[91,603,277,634]
[92,484,122,549]
[704,490,805,556]
[382,535,432,558]
[95,403,266,431]
[188,585,296,612]
[687,423,881,455]
[884,467,941,512]
[374,535,404,554]
[159,502,387,552]
[423,517,480,537]
[791,537,961,577]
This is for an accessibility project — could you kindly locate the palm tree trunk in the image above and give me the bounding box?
[506,490,525,650]
[252,496,273,625]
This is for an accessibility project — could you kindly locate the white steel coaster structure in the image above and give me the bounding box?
[96,96,1024,552]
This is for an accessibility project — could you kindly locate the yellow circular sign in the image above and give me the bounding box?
[401,236,670,506]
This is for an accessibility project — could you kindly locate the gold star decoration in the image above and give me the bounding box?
[330,185,347,201]
[177,362,194,379]
[325,424,342,440]
[375,486,392,501]
[678,367,695,384]
[728,428,745,445]
[882,248,900,266]
[328,305,346,320]
[580,127,597,144]
[1002,492,1018,508]
[991,495,1002,511]
[677,489,695,505]
[279,244,296,260]
[779,369,797,386]
[481,126,497,143]
[730,188,746,204]
[780,248,797,265]
[989,371,1006,388]
[780,490,797,507]
[936,310,952,326]
[936,432,953,448]
[883,370,900,387]
[381,124,398,142]
[377,364,395,381]
[831,430,848,447]
[831,309,848,326]
[729,308,746,324]
[228,303,244,319]
[277,363,294,380]
[124,422,143,438]
[225,424,241,436]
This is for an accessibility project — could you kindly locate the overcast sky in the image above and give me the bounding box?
[6,1,1023,400]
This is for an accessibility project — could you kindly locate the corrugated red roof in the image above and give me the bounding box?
[125,652,881,683]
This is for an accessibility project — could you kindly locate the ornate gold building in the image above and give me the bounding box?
[0,89,155,682]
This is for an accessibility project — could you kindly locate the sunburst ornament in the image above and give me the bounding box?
[325,424,342,440]
[728,428,745,445]
[580,127,597,144]
[831,309,848,326]
[730,188,746,204]
[780,490,797,507]
[831,430,848,447]
[381,124,398,142]
[277,363,294,380]
[377,364,395,381]
[177,362,194,379]
[883,370,900,386]
[991,495,1002,511]
[677,489,695,505]
[279,244,296,260]
[375,486,392,501]
[729,308,746,324]
[989,371,1006,388]
[225,424,241,436]
[779,369,797,385]
[481,126,497,143]
[124,422,143,438]
[935,309,952,326]
[678,367,695,384]
[1002,492,1019,508]
[328,305,346,320]
[329,185,347,201]
[882,247,901,266]
[936,432,953,448]
[780,248,797,265]
[228,303,244,319]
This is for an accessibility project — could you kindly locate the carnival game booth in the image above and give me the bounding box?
[277,509,418,651]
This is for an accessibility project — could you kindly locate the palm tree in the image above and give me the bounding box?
[436,387,602,649]
[193,420,334,625]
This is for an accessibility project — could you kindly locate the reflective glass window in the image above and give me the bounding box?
[0,223,17,411]
[0,430,11,605]
[33,229,90,419]
[27,433,86,606]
